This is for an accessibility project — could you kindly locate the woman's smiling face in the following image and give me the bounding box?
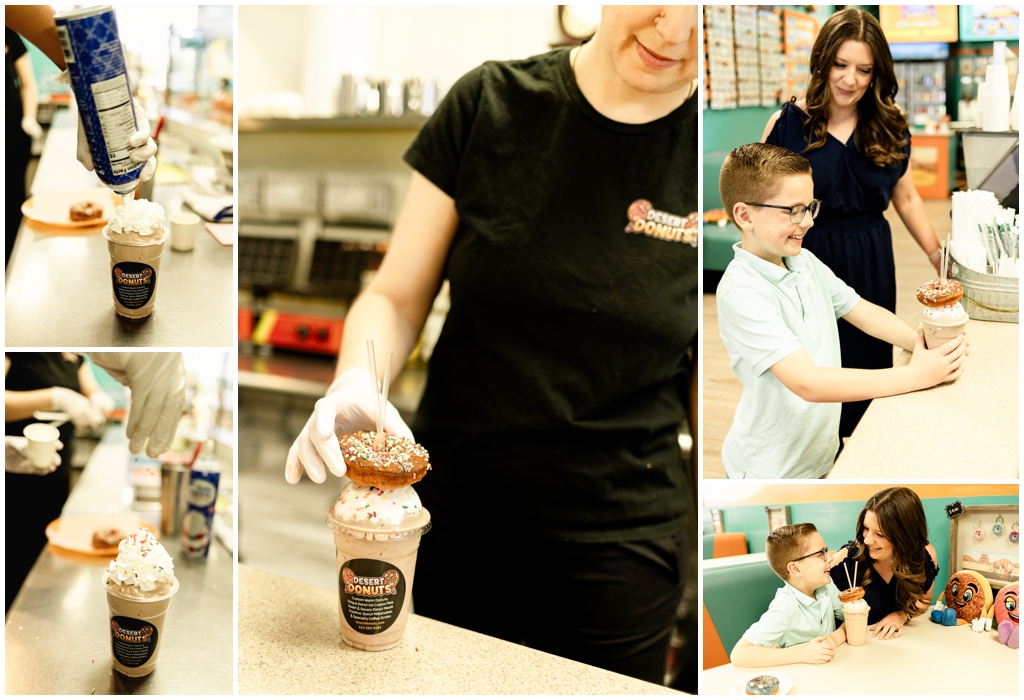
[828,39,874,108]
[598,6,699,94]
[862,510,893,562]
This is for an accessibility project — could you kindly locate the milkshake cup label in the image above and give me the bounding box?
[110,616,159,668]
[111,262,156,309]
[339,558,407,635]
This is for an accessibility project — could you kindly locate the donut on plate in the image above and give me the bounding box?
[69,201,103,222]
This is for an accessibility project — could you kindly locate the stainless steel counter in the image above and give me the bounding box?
[5,109,234,347]
[4,426,233,695]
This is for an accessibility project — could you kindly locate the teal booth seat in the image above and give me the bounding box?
[703,150,741,272]
[703,557,783,657]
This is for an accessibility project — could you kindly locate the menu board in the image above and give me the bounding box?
[879,5,959,43]
[958,5,1019,42]
[783,9,819,103]
[704,5,785,110]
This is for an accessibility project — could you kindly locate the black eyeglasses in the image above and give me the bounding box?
[746,199,821,224]
[790,547,829,564]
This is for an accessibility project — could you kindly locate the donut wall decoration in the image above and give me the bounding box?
[994,584,1019,628]
[944,570,994,625]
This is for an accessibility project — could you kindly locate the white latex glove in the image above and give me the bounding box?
[86,353,185,457]
[57,69,158,184]
[51,386,105,430]
[21,116,42,139]
[5,437,63,475]
[286,368,414,484]
[89,391,116,418]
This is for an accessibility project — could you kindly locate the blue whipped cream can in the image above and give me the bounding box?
[55,6,144,194]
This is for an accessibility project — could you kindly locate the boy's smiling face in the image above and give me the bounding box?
[734,173,816,268]
[789,530,833,590]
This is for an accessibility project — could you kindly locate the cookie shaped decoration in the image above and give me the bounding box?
[994,584,1018,628]
[944,570,994,625]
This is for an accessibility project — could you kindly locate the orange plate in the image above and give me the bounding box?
[21,189,121,228]
[45,517,157,558]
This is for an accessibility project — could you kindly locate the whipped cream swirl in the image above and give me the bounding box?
[108,199,166,237]
[921,301,968,324]
[332,483,423,529]
[103,527,174,592]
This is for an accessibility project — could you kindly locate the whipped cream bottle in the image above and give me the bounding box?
[181,440,221,560]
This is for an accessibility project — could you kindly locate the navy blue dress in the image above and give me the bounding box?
[829,543,939,625]
[766,100,911,440]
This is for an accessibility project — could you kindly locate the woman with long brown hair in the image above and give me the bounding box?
[829,487,939,640]
[761,9,942,442]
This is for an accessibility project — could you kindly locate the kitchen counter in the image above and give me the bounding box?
[702,611,1018,695]
[238,564,681,695]
[831,320,1018,478]
[4,425,233,695]
[5,108,233,347]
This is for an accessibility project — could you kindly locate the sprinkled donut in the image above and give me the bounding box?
[838,586,865,603]
[340,431,431,489]
[916,279,963,307]
[745,675,780,695]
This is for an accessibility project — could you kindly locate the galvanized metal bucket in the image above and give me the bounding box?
[951,255,1019,323]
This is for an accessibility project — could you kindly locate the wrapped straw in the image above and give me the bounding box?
[374,352,393,450]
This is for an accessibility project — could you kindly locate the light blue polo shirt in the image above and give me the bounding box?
[743,581,846,648]
[717,244,860,479]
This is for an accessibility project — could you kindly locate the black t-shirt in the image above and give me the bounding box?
[6,28,27,121]
[404,48,698,542]
[5,352,84,472]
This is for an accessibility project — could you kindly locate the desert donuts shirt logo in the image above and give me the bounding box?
[625,199,698,246]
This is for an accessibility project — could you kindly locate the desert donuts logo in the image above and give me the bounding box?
[114,266,153,286]
[342,567,400,596]
[111,620,154,643]
[624,200,698,246]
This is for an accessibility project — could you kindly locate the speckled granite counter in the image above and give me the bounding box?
[832,320,1018,478]
[238,564,682,695]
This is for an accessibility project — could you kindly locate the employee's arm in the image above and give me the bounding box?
[731,637,834,667]
[769,333,965,404]
[840,298,918,352]
[14,53,39,123]
[77,362,102,399]
[891,167,941,270]
[334,170,458,379]
[4,5,66,70]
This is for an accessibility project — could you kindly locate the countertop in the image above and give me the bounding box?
[4,425,233,695]
[702,611,1018,695]
[5,108,233,347]
[832,320,1018,478]
[237,564,681,695]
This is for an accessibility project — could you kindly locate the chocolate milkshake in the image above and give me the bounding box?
[838,586,870,647]
[102,528,179,677]
[326,483,431,651]
[103,200,169,319]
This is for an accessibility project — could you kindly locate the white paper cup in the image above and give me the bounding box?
[170,212,201,252]
[23,423,60,468]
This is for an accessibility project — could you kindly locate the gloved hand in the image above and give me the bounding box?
[21,116,42,139]
[55,67,158,184]
[51,386,105,430]
[285,368,413,484]
[5,436,63,475]
[86,353,185,457]
[89,391,116,418]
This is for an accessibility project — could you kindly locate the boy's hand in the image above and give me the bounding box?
[801,636,836,664]
[909,330,966,387]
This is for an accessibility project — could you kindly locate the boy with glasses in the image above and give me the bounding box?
[716,143,967,478]
[731,523,846,667]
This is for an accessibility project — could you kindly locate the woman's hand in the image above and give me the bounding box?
[870,611,908,640]
[828,547,849,569]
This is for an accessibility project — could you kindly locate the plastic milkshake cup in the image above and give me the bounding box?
[103,200,168,320]
[843,600,870,646]
[102,528,178,676]
[326,483,431,651]
[920,313,969,350]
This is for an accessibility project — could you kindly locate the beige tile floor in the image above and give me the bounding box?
[702,199,951,479]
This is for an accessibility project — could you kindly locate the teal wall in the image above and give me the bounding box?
[704,494,1019,602]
